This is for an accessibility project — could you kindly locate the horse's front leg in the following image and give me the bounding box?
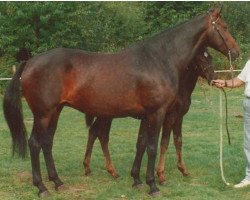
[145,110,164,196]
[173,117,189,176]
[146,111,164,196]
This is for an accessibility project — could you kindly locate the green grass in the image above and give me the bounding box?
[1,82,250,199]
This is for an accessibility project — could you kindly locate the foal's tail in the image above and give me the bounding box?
[3,62,27,159]
[85,114,95,127]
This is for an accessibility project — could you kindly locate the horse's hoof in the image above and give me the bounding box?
[55,184,66,192]
[148,185,161,196]
[132,182,143,189]
[149,190,161,197]
[39,190,50,198]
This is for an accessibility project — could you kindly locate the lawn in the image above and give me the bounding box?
[1,82,250,200]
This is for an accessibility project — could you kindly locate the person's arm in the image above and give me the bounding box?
[212,77,244,88]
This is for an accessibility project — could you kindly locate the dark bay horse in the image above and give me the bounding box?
[3,7,239,197]
[83,50,216,182]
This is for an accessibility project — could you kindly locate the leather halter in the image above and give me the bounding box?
[208,12,231,56]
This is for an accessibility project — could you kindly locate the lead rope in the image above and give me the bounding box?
[228,50,234,90]
[219,89,230,186]
[219,49,234,185]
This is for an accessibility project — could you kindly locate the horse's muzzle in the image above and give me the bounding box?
[230,49,240,61]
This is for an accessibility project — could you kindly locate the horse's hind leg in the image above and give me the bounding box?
[131,119,148,187]
[29,116,50,197]
[41,108,64,190]
[97,118,119,178]
[173,118,189,176]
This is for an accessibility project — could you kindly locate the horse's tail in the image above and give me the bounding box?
[85,114,95,128]
[3,61,27,159]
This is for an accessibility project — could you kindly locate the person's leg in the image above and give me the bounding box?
[235,98,250,188]
[243,98,250,180]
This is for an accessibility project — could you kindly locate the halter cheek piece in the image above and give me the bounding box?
[208,12,231,59]
[208,11,234,87]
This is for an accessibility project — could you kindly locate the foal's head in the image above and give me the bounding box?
[194,50,216,84]
[205,7,240,61]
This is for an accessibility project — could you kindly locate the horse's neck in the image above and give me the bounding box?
[152,14,207,71]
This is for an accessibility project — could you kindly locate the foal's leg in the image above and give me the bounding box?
[131,119,148,187]
[157,118,173,184]
[41,108,64,190]
[83,118,118,178]
[83,122,98,176]
[145,113,164,196]
[173,118,189,176]
[28,116,50,197]
[97,119,119,178]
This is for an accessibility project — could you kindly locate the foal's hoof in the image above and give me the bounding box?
[39,190,50,198]
[113,173,120,179]
[159,180,167,186]
[178,166,190,177]
[183,171,190,177]
[158,175,166,185]
[85,169,91,176]
[55,184,66,192]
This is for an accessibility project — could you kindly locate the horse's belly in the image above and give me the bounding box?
[67,89,145,117]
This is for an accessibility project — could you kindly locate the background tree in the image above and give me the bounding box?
[0,2,249,91]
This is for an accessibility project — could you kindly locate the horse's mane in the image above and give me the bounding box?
[128,12,207,50]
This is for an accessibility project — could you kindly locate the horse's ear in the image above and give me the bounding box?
[219,4,223,14]
[208,7,221,17]
[208,8,215,13]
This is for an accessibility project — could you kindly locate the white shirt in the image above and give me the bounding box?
[238,59,250,97]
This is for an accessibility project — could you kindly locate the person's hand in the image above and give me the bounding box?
[211,79,226,88]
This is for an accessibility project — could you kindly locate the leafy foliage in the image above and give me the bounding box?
[0,2,249,84]
[142,2,212,34]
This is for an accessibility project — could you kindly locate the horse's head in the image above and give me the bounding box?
[194,50,217,84]
[206,7,240,61]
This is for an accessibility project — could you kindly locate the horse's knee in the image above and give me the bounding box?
[147,145,157,157]
[28,137,40,152]
[146,177,155,186]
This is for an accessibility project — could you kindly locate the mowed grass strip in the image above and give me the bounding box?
[1,83,250,200]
